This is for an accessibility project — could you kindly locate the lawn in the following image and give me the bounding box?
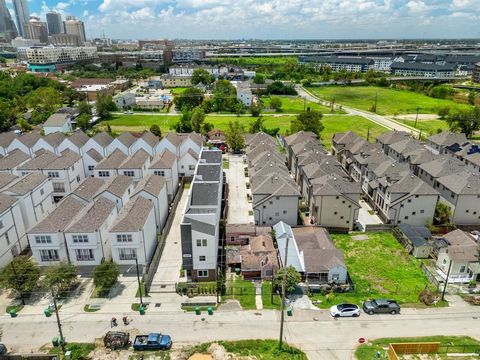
[170,87,189,95]
[48,343,96,360]
[260,95,341,114]
[187,340,307,360]
[261,281,282,310]
[397,119,450,135]
[310,232,434,308]
[355,336,480,360]
[307,86,472,115]
[210,56,298,65]
[100,114,181,132]
[222,276,256,310]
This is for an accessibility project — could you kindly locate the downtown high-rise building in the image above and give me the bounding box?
[0,0,18,41]
[46,12,63,35]
[64,16,86,43]
[13,0,29,37]
[23,17,48,44]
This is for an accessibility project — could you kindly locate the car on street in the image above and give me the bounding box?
[329,303,360,318]
[363,299,400,315]
[133,333,172,351]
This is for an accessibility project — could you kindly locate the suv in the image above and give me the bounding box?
[363,299,400,315]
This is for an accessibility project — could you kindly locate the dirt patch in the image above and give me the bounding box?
[395,114,440,121]
[189,354,214,360]
[352,235,369,241]
[217,300,242,311]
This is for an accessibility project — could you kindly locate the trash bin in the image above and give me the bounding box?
[52,337,59,347]
[207,307,213,315]
[65,350,72,360]
[287,307,293,316]
[195,306,201,315]
[139,306,145,315]
[44,308,52,317]
[9,308,17,318]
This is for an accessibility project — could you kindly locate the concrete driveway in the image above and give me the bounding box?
[356,199,383,231]
[225,154,253,224]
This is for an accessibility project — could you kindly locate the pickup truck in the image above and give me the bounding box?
[363,299,400,315]
[133,333,172,351]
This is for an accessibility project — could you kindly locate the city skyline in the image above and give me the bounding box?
[11,0,480,40]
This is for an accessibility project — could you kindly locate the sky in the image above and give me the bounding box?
[9,0,480,40]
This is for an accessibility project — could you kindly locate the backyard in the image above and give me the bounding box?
[222,275,256,310]
[310,232,435,308]
[307,86,472,115]
[261,281,282,310]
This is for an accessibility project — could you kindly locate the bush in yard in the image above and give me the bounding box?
[274,266,301,293]
[93,261,119,292]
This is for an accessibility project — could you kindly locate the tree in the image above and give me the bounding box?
[42,262,78,294]
[174,87,204,111]
[150,124,162,138]
[437,106,450,119]
[76,113,92,132]
[235,102,244,117]
[274,266,301,293]
[202,122,214,135]
[249,103,262,117]
[249,117,264,133]
[468,91,476,105]
[63,87,80,106]
[16,116,32,132]
[27,87,62,114]
[96,94,117,120]
[267,81,297,95]
[93,261,119,292]
[225,120,245,152]
[212,80,239,112]
[445,106,480,138]
[192,68,214,85]
[434,202,452,225]
[0,256,40,305]
[291,109,324,136]
[190,107,205,133]
[270,97,282,112]
[174,110,193,133]
[78,100,92,116]
[253,74,265,84]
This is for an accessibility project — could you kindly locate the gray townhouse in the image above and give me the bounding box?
[93,149,128,179]
[425,132,468,155]
[284,131,318,171]
[375,131,411,153]
[0,149,30,174]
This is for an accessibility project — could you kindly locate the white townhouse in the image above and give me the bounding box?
[82,132,114,157]
[0,193,27,268]
[0,173,18,190]
[65,197,118,266]
[58,130,90,155]
[95,175,134,212]
[0,150,30,174]
[178,149,198,177]
[69,177,108,204]
[149,149,179,201]
[31,132,66,155]
[155,132,182,157]
[130,131,159,157]
[43,113,73,135]
[7,132,41,157]
[0,132,17,156]
[83,149,104,177]
[93,149,128,179]
[118,149,151,183]
[28,196,87,266]
[2,173,54,231]
[106,132,137,156]
[109,196,157,269]
[179,132,202,159]
[131,175,168,232]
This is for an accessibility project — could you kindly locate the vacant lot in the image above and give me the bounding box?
[307,86,472,115]
[397,118,450,135]
[310,232,433,308]
[260,95,341,114]
[222,276,256,310]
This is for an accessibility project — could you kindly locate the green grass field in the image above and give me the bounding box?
[170,87,189,95]
[222,276,256,310]
[397,119,450,135]
[261,281,282,310]
[307,86,472,115]
[260,95,342,114]
[355,336,480,360]
[310,232,434,308]
[210,56,298,65]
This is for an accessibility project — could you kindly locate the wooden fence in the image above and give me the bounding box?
[388,342,440,360]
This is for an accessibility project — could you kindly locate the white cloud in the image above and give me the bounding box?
[406,0,429,13]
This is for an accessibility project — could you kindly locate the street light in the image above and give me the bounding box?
[414,106,420,129]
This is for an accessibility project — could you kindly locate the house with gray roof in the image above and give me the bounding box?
[109,196,156,269]
[7,132,41,157]
[119,149,151,183]
[0,173,18,190]
[284,131,318,171]
[106,132,138,156]
[149,149,178,201]
[0,193,27,268]
[95,175,134,212]
[0,149,30,174]
[65,197,118,266]
[181,148,223,282]
[0,132,17,156]
[386,138,424,162]
[417,156,473,188]
[131,175,168,232]
[43,112,73,135]
[93,149,128,179]
[69,177,108,204]
[426,132,468,155]
[178,148,199,177]
[58,130,90,155]
[82,132,114,157]
[84,148,104,177]
[375,130,411,153]
[131,131,159,157]
[32,132,66,155]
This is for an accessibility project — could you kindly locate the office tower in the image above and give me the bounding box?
[13,0,29,37]
[0,0,18,41]
[23,17,48,44]
[46,12,63,35]
[64,16,86,43]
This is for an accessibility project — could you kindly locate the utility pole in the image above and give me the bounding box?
[271,269,275,304]
[441,260,452,301]
[414,106,420,128]
[279,236,290,350]
[374,92,378,112]
[52,289,66,354]
[303,97,306,112]
[367,127,370,142]
[331,96,335,112]
[135,256,143,307]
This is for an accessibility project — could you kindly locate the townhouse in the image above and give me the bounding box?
[107,132,137,156]
[149,149,179,201]
[43,112,73,135]
[32,132,66,155]
[94,175,134,212]
[93,149,128,179]
[0,193,27,268]
[426,132,468,155]
[118,149,151,183]
[83,132,114,157]
[70,177,108,204]
[0,132,17,156]
[0,149,30,174]
[58,130,90,155]
[84,148,104,177]
[131,175,168,232]
[7,132,41,157]
[131,131,159,157]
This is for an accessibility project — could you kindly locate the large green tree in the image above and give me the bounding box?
[192,68,214,85]
[191,107,206,133]
[174,87,204,111]
[274,266,301,294]
[78,100,92,116]
[291,109,324,136]
[445,106,480,138]
[225,120,245,152]
[76,113,92,132]
[42,262,78,294]
[212,80,240,112]
[96,94,117,120]
[270,97,282,112]
[93,261,119,292]
[150,124,162,138]
[0,256,41,305]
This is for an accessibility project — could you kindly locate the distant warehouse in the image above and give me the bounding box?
[390,62,456,78]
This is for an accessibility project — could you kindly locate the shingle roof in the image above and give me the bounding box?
[95,149,128,169]
[103,175,133,197]
[419,156,468,178]
[165,132,182,147]
[116,132,137,147]
[17,132,41,148]
[332,131,361,146]
[5,173,47,195]
[436,171,480,195]
[376,131,411,145]
[119,149,150,169]
[252,173,300,197]
[389,138,423,154]
[0,132,17,148]
[66,197,116,233]
[0,149,30,170]
[86,148,104,163]
[285,131,317,146]
[428,132,468,147]
[47,149,81,170]
[66,130,89,148]
[71,177,107,201]
[140,131,159,147]
[0,173,18,189]
[186,148,199,161]
[150,149,176,169]
[442,229,478,246]
[43,132,66,147]
[132,174,166,197]
[311,175,362,202]
[0,193,17,215]
[18,151,58,170]
[44,113,70,127]
[91,132,114,147]
[29,196,85,233]
[110,196,153,232]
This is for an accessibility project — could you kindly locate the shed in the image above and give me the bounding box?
[395,224,432,258]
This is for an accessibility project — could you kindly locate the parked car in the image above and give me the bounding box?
[133,333,172,351]
[363,299,400,315]
[329,303,360,318]
[0,343,7,355]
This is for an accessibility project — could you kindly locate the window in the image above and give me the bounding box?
[181,165,184,169]
[0,220,3,229]
[123,171,135,177]
[47,172,59,178]
[340,216,344,219]
[334,211,338,215]
[412,212,416,215]
[40,249,59,262]
[35,235,52,244]
[202,239,207,246]
[283,210,287,214]
[407,199,411,203]
[197,270,208,278]
[459,265,466,273]
[443,259,447,265]
[275,212,279,216]
[53,183,65,193]
[199,256,206,261]
[404,216,409,220]
[154,170,165,176]
[420,210,424,214]
[119,248,137,260]
[335,196,339,199]
[117,234,133,242]
[466,210,470,213]
[5,233,10,245]
[188,165,196,171]
[40,188,44,195]
[98,171,110,177]
[88,165,95,171]
[75,249,94,261]
[276,196,280,200]
[76,176,80,182]
[72,235,88,243]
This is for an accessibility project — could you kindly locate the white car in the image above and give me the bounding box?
[329,303,360,318]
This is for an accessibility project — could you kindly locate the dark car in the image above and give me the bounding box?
[133,333,172,351]
[363,299,400,315]
[0,344,6,355]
